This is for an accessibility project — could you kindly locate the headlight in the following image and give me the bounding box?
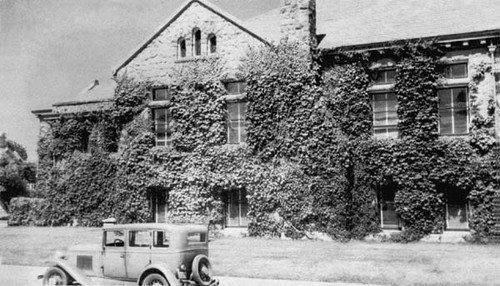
[177,264,188,279]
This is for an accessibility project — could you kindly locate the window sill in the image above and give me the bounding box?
[223,93,246,102]
[175,54,219,63]
[367,84,395,92]
[148,100,171,108]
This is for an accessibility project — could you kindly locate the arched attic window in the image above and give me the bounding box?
[208,33,217,54]
[178,37,186,58]
[193,28,201,56]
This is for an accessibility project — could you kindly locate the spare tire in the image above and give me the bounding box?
[191,255,213,286]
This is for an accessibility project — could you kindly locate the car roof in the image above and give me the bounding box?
[103,223,208,233]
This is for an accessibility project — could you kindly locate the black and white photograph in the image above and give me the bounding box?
[1,0,500,285]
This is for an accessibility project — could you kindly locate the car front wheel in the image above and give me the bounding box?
[142,273,169,286]
[42,267,68,286]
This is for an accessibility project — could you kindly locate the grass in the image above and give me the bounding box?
[1,226,500,286]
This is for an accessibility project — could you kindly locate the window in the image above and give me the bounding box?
[178,37,186,58]
[227,102,247,144]
[129,231,151,247]
[379,184,399,229]
[208,34,217,54]
[373,69,396,84]
[153,88,172,101]
[372,92,398,139]
[153,231,170,248]
[187,232,207,244]
[104,230,125,247]
[193,28,201,56]
[154,108,174,146]
[225,81,246,95]
[438,87,469,135]
[444,63,468,79]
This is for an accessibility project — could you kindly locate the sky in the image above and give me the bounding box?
[0,0,279,161]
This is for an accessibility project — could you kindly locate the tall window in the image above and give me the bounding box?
[372,92,398,139]
[227,102,247,144]
[438,87,468,135]
[193,28,201,56]
[208,34,217,54]
[154,108,172,147]
[373,68,396,84]
[178,37,186,58]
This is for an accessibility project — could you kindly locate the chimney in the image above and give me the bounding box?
[280,0,317,50]
[0,133,6,149]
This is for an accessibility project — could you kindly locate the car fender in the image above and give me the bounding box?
[43,259,95,286]
[137,263,181,286]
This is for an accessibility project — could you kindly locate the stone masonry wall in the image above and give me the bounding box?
[280,0,316,49]
[117,2,265,83]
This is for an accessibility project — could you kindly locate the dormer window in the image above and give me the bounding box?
[178,37,186,58]
[208,34,217,54]
[193,28,201,56]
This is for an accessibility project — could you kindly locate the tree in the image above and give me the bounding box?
[0,133,33,212]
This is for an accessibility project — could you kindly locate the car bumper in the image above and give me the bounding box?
[181,278,219,286]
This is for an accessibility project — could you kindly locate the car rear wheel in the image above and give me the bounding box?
[42,267,68,286]
[192,255,213,286]
[142,273,169,286]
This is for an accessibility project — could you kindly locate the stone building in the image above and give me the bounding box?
[33,0,500,233]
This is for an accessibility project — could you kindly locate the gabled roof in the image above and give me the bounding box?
[112,0,269,76]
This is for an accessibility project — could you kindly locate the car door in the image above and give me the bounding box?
[126,230,152,279]
[102,230,128,278]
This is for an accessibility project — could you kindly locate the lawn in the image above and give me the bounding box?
[1,226,499,286]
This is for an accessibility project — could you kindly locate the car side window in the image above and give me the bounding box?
[105,230,125,247]
[187,232,207,244]
[129,231,151,247]
[153,231,170,248]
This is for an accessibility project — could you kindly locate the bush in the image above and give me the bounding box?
[8,197,47,226]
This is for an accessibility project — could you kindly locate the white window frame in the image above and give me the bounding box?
[227,102,247,144]
[438,86,470,135]
[372,92,399,139]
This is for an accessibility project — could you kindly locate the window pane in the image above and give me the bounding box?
[154,89,168,101]
[446,63,468,78]
[385,70,396,83]
[187,232,206,244]
[153,231,170,248]
[386,111,398,126]
[239,102,247,119]
[194,30,201,56]
[438,89,452,109]
[129,231,150,247]
[453,88,468,108]
[228,103,240,120]
[372,93,387,113]
[225,82,239,95]
[454,108,468,134]
[209,35,216,53]
[228,121,240,144]
[240,121,247,143]
[238,82,247,94]
[105,231,125,247]
[373,112,388,126]
[439,109,453,134]
[180,40,186,58]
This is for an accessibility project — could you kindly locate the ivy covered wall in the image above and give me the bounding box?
[18,40,500,242]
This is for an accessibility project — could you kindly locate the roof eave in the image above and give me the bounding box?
[319,29,500,54]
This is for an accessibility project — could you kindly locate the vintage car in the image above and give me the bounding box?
[40,223,219,286]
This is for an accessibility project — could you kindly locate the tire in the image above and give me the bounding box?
[42,267,68,286]
[191,255,213,286]
[142,273,169,286]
